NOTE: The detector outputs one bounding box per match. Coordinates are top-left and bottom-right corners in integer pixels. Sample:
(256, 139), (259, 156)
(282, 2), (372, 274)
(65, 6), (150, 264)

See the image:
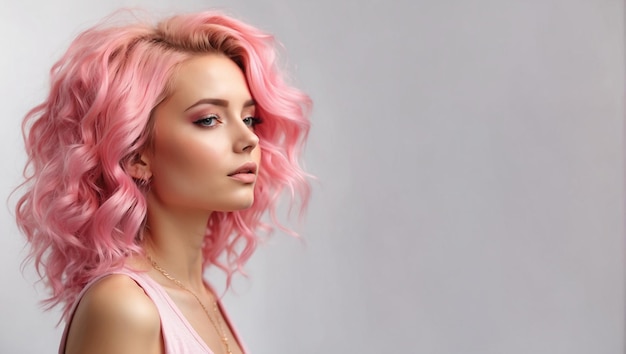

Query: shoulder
(64, 274), (162, 354)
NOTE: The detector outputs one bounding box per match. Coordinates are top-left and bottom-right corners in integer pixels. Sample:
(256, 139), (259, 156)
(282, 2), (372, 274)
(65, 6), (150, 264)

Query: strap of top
(58, 269), (247, 354)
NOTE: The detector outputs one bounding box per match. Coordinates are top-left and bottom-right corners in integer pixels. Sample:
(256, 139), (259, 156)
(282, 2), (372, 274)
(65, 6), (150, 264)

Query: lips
(228, 162), (258, 176)
(228, 162), (257, 184)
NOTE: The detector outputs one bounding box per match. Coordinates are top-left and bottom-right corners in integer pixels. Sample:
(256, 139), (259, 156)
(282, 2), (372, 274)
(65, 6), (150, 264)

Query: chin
(219, 197), (256, 212)
(233, 200), (255, 210)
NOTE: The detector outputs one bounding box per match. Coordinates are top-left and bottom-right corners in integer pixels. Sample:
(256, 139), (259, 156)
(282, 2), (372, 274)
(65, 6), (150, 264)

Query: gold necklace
(147, 255), (233, 354)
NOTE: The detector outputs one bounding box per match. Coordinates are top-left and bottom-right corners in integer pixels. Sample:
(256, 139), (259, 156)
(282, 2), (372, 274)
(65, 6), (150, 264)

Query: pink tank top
(58, 268), (248, 353)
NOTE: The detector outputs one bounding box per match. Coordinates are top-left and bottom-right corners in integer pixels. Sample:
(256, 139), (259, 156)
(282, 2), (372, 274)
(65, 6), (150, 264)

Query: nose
(233, 122), (259, 153)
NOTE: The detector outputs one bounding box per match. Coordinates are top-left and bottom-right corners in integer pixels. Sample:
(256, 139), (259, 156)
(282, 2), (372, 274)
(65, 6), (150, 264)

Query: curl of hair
(15, 10), (311, 321)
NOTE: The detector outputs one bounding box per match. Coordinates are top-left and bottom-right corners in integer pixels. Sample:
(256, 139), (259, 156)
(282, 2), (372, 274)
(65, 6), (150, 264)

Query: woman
(15, 10), (311, 354)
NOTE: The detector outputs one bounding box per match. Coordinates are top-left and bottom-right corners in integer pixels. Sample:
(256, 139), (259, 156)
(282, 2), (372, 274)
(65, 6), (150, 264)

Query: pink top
(58, 268), (248, 354)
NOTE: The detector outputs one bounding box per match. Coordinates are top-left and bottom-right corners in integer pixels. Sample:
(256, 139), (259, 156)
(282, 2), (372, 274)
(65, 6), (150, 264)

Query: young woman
(15, 10), (311, 354)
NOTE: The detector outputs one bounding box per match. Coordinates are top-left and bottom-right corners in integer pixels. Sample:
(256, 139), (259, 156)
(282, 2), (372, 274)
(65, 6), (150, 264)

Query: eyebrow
(184, 98), (256, 111)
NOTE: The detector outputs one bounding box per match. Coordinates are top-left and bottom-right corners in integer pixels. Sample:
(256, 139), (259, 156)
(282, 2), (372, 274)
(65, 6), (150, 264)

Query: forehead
(168, 53), (251, 104)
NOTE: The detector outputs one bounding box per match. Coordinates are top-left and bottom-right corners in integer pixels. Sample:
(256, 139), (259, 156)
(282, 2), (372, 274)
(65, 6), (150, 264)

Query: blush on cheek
(151, 127), (229, 203)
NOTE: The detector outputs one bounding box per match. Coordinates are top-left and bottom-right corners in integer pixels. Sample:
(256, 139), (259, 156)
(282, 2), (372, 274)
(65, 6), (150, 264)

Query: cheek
(252, 144), (262, 162)
(151, 130), (227, 191)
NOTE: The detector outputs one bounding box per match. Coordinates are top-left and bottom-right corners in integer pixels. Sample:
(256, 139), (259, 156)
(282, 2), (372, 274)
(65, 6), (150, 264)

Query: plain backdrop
(1, 0), (624, 353)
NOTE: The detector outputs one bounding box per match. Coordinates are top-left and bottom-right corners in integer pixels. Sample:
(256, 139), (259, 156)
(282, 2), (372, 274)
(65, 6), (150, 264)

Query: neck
(142, 194), (212, 293)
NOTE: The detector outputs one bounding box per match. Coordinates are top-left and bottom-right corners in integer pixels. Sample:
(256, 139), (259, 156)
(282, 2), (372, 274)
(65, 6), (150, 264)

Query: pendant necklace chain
(147, 255), (233, 354)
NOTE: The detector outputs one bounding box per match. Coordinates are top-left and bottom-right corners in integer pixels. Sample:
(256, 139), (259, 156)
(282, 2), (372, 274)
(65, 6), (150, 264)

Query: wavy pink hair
(15, 10), (311, 321)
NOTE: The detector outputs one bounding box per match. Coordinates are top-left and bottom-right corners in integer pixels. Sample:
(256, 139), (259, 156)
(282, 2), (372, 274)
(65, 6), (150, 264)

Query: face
(142, 54), (261, 213)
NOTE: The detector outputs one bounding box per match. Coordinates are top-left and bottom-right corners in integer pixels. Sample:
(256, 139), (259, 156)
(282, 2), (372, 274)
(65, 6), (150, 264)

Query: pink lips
(228, 162), (257, 183)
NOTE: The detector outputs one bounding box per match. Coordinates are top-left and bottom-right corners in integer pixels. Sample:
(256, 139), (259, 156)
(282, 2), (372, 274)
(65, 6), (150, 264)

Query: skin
(64, 53), (259, 354)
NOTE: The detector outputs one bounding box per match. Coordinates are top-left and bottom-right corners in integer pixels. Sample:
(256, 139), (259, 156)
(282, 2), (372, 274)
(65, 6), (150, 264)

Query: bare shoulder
(64, 274), (162, 354)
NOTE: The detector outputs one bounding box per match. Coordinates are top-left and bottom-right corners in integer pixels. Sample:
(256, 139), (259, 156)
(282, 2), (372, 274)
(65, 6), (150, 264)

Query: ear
(127, 152), (152, 180)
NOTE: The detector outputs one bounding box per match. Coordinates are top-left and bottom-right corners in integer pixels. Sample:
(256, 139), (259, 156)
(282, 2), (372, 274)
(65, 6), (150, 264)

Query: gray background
(1, 0), (624, 353)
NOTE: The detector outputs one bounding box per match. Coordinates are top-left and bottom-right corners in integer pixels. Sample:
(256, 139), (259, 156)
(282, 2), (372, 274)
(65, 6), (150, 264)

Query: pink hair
(15, 10), (311, 321)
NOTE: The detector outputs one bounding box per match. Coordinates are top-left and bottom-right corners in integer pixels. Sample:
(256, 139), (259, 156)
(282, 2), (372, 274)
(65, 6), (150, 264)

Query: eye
(243, 116), (262, 128)
(193, 114), (220, 127)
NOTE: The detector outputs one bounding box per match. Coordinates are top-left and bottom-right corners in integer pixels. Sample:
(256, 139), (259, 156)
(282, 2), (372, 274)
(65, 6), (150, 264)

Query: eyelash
(243, 116), (263, 128)
(193, 114), (220, 127)
(192, 114), (263, 128)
